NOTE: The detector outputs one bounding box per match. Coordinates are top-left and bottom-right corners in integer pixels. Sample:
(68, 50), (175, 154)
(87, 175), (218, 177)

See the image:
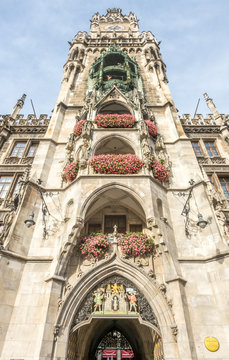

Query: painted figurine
(94, 289), (104, 312)
(127, 290), (137, 312)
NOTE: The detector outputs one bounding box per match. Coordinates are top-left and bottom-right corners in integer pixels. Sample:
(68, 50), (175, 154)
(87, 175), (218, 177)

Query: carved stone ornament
(91, 9), (138, 24)
(72, 275), (159, 330)
(53, 324), (61, 341)
(56, 218), (84, 276)
(171, 325), (178, 341)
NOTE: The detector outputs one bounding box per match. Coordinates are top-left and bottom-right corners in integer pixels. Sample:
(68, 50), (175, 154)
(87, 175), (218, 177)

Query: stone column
(116, 349), (122, 360)
(97, 349), (102, 360)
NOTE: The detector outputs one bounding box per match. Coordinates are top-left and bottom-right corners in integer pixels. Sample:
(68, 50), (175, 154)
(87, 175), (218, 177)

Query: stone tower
(0, 8), (229, 360)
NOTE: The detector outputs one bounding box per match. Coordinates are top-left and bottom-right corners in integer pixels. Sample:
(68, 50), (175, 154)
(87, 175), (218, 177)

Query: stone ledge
(178, 250), (229, 263)
(0, 249), (53, 263)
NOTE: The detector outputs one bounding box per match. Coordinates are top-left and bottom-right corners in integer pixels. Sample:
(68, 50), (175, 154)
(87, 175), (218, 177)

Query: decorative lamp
(24, 213), (35, 228)
(197, 213), (208, 229)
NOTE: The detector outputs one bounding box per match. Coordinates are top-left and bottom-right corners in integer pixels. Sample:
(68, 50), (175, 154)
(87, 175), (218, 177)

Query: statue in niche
(149, 110), (155, 122)
(155, 134), (164, 151)
(158, 149), (169, 168)
(155, 134), (169, 167)
(141, 137), (151, 169)
(139, 120), (148, 140)
(93, 288), (104, 312)
(78, 138), (89, 163)
(82, 120), (93, 139)
(126, 288), (137, 312)
(112, 295), (119, 311)
(65, 133), (75, 163)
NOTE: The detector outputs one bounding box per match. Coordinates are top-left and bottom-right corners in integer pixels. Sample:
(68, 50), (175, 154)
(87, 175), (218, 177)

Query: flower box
(64, 161), (79, 182)
(89, 154), (143, 174)
(73, 120), (85, 137)
(95, 114), (135, 128)
(151, 157), (169, 182)
(118, 232), (154, 257)
(80, 233), (110, 258)
(145, 120), (157, 137)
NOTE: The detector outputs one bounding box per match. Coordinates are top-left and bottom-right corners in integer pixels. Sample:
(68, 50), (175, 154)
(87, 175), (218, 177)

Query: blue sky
(0, 0), (228, 117)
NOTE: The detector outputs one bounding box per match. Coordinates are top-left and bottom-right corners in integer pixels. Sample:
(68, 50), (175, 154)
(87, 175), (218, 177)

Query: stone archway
(53, 259), (178, 360)
(92, 134), (137, 156)
(66, 319), (163, 360)
(65, 275), (164, 360)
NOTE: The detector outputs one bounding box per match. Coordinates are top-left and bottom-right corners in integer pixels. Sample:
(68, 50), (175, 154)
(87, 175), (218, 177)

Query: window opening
(27, 142), (38, 157)
(204, 141), (219, 157)
(88, 223), (102, 233)
(0, 176), (13, 198)
(104, 215), (126, 233)
(11, 142), (26, 157)
(219, 177), (229, 199)
(192, 142), (202, 156)
(129, 224), (142, 232)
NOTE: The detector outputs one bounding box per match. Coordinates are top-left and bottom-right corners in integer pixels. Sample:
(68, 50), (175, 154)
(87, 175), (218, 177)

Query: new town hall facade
(0, 9), (229, 360)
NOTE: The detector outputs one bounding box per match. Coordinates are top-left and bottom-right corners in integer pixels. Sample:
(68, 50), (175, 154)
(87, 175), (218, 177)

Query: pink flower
(80, 233), (110, 259)
(64, 161), (79, 182)
(145, 120), (157, 137)
(73, 120), (85, 136)
(118, 232), (154, 257)
(89, 154), (143, 175)
(95, 114), (136, 128)
(151, 156), (169, 182)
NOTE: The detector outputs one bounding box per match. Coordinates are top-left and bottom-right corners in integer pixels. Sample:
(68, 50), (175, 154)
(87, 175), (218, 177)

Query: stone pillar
(116, 349), (122, 360)
(11, 94), (26, 119)
(203, 92), (222, 125)
(97, 349), (102, 360)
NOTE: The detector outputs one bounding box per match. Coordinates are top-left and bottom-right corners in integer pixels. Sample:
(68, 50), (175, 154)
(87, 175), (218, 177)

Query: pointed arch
(53, 258), (178, 359)
(92, 133), (136, 156)
(78, 182), (148, 221)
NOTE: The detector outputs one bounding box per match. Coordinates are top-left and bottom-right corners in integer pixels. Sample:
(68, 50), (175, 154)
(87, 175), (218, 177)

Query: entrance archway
(95, 329), (134, 360)
(53, 247), (178, 359)
(66, 318), (164, 360)
(65, 276), (165, 360)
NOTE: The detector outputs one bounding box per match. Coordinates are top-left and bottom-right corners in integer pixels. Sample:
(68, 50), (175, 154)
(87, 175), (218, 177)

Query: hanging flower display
(118, 232), (154, 257)
(80, 233), (110, 258)
(64, 161), (79, 182)
(89, 154), (144, 174)
(151, 157), (169, 182)
(145, 120), (157, 137)
(95, 114), (136, 128)
(73, 120), (85, 136)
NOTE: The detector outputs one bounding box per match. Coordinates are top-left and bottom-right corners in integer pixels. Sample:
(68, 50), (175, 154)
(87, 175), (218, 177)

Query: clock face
(107, 25), (122, 31)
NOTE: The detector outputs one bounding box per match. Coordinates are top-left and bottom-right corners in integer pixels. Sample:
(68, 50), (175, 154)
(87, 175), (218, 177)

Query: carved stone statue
(139, 120), (148, 139)
(155, 134), (165, 151)
(82, 120), (93, 139)
(158, 149), (169, 168)
(140, 136), (151, 169)
(65, 133), (75, 163)
(80, 138), (90, 162)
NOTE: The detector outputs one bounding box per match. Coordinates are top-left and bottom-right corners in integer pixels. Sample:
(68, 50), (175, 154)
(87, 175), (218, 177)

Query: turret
(10, 93), (26, 119)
